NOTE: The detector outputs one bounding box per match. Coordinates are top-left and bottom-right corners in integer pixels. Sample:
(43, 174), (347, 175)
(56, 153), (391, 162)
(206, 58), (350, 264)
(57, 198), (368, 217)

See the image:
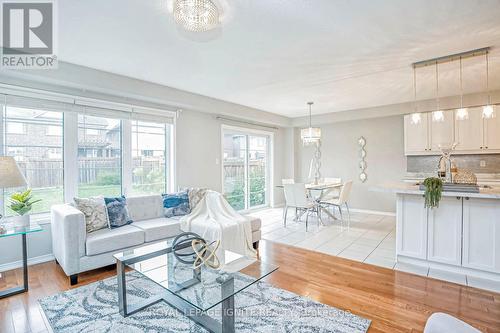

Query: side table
(0, 222), (42, 298)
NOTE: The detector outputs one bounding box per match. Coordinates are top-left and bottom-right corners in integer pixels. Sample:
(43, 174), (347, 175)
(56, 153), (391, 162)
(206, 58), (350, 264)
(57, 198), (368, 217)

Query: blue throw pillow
(162, 191), (190, 218)
(104, 196), (133, 228)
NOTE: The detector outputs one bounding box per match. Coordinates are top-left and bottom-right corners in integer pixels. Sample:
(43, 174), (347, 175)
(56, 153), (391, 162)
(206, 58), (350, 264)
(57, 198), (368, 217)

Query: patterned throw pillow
(187, 187), (207, 210)
(104, 196), (133, 229)
(74, 196), (109, 233)
(162, 191), (190, 218)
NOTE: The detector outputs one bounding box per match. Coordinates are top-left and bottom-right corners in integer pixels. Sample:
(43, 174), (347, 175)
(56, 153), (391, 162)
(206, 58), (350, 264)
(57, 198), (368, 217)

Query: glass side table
(0, 221), (43, 298)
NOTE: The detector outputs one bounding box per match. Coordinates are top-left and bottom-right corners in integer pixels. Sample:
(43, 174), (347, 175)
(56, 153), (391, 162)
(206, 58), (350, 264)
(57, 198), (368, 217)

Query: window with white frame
(0, 93), (175, 217)
(78, 114), (122, 197)
(2, 106), (64, 215)
(130, 120), (170, 196)
(222, 126), (271, 211)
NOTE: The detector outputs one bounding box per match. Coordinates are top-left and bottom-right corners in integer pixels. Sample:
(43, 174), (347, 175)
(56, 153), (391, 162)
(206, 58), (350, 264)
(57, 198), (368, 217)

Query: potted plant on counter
(423, 177), (443, 209)
(9, 189), (41, 227)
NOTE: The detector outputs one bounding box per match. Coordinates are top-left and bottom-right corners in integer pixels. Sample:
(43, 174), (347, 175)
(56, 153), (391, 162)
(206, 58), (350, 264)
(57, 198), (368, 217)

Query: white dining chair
(283, 183), (317, 231)
(321, 180), (352, 225)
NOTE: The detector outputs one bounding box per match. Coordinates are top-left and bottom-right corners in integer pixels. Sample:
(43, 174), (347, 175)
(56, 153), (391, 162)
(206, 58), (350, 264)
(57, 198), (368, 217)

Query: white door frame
(220, 124), (274, 211)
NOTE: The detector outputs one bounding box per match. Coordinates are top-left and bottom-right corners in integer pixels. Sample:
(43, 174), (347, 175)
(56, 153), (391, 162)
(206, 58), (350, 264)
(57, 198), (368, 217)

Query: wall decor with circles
(358, 136), (367, 183)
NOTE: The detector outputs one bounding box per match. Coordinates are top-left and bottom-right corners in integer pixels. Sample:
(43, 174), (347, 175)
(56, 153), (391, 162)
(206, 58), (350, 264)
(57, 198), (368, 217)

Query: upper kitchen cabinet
(454, 106), (500, 153)
(455, 107), (483, 151)
(404, 110), (454, 155)
(483, 106), (500, 150)
(405, 106), (500, 155)
(404, 113), (429, 154)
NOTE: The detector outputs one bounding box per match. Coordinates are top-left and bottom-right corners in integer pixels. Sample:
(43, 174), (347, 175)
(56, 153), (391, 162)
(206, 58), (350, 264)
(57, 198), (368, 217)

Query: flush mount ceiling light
(301, 102), (321, 145)
(173, 0), (220, 32)
(483, 51), (496, 119)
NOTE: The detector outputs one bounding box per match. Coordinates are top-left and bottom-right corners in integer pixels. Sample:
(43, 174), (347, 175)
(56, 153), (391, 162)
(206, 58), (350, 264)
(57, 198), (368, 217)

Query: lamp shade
(0, 157), (27, 188)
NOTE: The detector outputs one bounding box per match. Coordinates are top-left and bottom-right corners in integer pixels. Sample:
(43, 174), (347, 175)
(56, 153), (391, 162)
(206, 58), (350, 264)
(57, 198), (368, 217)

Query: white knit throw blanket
(180, 190), (257, 260)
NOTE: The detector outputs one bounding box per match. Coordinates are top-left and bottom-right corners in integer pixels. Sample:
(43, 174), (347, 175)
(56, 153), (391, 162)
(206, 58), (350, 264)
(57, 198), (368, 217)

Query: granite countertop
(371, 182), (500, 199)
(404, 172), (500, 183)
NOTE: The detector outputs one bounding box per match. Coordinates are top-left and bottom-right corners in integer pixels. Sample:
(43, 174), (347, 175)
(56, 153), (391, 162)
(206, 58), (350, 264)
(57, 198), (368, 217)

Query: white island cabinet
(380, 183), (500, 280)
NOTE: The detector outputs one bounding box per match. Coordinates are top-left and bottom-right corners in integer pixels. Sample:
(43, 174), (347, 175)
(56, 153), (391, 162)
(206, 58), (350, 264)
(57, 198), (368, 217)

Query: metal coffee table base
(117, 262), (235, 333)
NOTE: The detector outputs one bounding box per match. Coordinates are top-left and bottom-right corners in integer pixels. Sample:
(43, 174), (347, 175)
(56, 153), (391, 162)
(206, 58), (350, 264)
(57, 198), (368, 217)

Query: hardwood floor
(1, 240), (499, 332)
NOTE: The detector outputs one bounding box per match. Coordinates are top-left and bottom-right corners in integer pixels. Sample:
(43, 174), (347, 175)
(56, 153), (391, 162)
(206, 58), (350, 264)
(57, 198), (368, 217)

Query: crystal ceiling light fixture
(456, 56), (469, 121)
(432, 61), (445, 122)
(483, 51), (496, 119)
(173, 0), (220, 32)
(301, 102), (321, 145)
(410, 65), (422, 125)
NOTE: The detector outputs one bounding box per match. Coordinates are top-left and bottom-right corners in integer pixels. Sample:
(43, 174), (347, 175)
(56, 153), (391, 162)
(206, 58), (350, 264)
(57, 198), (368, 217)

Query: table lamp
(0, 156), (27, 222)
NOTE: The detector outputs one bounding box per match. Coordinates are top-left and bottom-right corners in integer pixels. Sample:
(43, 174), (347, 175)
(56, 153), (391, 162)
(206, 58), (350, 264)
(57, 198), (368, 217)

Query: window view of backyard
(1, 106), (172, 216)
(223, 132), (268, 211)
(78, 115), (122, 198)
(131, 121), (167, 196)
(3, 107), (64, 215)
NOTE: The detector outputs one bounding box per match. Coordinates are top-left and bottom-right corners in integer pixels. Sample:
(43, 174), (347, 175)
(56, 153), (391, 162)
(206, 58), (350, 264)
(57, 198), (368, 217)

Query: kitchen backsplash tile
(407, 154), (500, 174)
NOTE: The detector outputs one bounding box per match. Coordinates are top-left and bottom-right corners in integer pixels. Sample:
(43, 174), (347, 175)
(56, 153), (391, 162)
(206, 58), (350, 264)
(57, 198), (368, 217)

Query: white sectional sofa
(51, 195), (262, 285)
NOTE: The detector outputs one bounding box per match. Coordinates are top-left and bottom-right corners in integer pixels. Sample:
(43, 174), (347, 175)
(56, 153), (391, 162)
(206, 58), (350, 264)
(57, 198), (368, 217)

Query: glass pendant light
(483, 51), (496, 119)
(410, 65), (422, 125)
(456, 56), (469, 120)
(301, 102), (321, 145)
(173, 0), (220, 32)
(432, 61), (444, 122)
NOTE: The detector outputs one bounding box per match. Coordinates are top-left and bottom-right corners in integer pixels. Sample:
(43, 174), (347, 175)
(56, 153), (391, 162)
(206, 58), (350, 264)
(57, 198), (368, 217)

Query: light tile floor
(249, 207), (500, 293)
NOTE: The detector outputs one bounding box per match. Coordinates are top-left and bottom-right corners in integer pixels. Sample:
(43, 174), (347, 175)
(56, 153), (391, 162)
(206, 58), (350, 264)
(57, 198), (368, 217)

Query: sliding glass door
(223, 128), (270, 210)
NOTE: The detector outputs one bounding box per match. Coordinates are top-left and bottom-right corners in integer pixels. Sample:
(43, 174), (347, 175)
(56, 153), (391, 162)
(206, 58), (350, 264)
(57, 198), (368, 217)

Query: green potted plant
(423, 177), (443, 209)
(8, 189), (41, 226)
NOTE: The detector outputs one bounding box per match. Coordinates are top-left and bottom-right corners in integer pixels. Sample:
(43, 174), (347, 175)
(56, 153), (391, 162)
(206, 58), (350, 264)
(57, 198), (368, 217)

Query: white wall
(296, 115), (406, 213)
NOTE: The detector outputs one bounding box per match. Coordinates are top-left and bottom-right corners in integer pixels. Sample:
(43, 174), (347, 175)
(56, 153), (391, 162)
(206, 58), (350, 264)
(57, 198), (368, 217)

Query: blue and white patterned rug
(39, 272), (371, 333)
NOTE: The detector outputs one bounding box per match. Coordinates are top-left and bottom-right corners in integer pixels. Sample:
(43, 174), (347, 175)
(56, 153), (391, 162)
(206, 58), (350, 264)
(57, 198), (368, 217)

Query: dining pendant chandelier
(410, 65), (422, 125)
(301, 102), (321, 145)
(173, 0), (220, 32)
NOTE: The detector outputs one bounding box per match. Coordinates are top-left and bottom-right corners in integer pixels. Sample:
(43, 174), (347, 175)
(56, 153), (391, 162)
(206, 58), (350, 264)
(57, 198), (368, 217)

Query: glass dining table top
(0, 222), (42, 238)
(276, 182), (342, 190)
(114, 240), (279, 312)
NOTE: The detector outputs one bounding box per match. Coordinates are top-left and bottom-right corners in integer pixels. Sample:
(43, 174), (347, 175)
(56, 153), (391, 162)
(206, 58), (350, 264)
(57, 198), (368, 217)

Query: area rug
(39, 271), (371, 333)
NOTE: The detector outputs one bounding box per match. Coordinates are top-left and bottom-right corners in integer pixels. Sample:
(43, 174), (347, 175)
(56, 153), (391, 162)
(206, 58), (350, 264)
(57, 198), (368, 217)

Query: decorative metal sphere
(173, 0), (220, 32)
(171, 232), (206, 264)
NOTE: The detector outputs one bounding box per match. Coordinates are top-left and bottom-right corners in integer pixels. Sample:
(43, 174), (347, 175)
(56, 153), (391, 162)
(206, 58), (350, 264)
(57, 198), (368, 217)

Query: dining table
(276, 182), (343, 223)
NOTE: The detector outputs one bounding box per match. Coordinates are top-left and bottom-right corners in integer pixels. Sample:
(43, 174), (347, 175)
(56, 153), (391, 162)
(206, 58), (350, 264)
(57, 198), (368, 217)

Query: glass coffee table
(114, 240), (278, 333)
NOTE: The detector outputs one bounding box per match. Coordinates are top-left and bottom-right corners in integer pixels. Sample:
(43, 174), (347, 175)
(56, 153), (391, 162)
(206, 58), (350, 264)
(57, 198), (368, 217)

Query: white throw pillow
(74, 196), (109, 233)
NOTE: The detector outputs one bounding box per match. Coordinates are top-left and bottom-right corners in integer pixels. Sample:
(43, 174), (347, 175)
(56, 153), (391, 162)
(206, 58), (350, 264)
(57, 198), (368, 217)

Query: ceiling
(58, 0), (500, 118)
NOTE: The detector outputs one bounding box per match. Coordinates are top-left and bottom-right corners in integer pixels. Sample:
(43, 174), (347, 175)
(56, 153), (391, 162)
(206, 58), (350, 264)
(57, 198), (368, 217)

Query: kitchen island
(373, 183), (500, 280)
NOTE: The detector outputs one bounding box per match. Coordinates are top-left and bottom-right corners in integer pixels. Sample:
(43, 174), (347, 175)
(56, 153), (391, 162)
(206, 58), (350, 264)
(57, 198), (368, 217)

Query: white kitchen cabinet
(455, 107), (483, 151)
(429, 111), (455, 152)
(396, 194), (427, 259)
(404, 113), (429, 154)
(427, 196), (463, 266)
(462, 197), (500, 274)
(483, 109), (500, 150)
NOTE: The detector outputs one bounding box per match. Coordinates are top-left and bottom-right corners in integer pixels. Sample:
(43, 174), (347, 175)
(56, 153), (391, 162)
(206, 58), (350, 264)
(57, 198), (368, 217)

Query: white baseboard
(349, 208), (396, 216)
(0, 253), (54, 272)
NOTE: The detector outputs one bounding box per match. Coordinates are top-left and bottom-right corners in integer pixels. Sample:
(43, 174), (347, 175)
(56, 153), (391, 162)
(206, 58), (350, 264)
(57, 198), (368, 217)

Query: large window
(223, 128), (270, 211)
(78, 115), (122, 197)
(131, 121), (168, 196)
(3, 106), (64, 215)
(0, 93), (175, 217)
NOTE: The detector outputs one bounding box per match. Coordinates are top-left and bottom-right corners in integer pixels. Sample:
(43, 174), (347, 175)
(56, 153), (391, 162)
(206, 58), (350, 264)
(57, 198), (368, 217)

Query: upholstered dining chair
(283, 183), (317, 231)
(321, 180), (353, 226)
(322, 177), (342, 200)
